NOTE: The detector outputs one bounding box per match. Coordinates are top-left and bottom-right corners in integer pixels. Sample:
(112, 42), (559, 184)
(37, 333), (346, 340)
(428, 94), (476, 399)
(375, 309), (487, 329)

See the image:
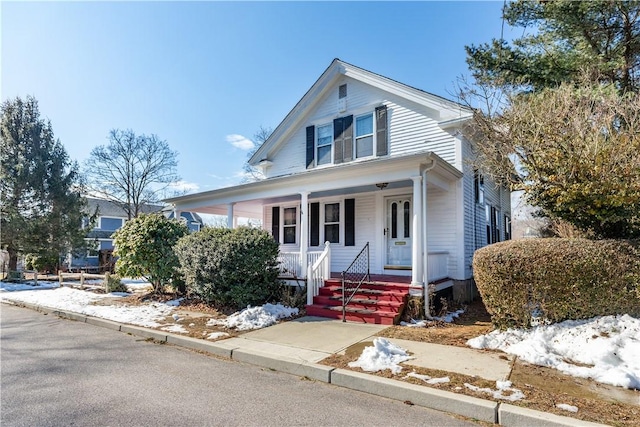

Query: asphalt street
(0, 304), (476, 426)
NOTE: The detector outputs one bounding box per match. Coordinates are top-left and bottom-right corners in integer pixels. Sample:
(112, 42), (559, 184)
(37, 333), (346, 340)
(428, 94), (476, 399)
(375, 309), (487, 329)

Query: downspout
(422, 153), (437, 318)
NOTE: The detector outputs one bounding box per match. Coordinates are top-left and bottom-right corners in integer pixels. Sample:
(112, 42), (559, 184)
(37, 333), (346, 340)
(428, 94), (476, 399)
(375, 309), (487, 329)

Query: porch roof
(165, 150), (461, 217)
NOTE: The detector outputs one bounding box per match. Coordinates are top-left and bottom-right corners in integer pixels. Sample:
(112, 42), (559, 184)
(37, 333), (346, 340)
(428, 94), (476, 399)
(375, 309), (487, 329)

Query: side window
(100, 217), (123, 231)
(504, 215), (512, 240)
(316, 124), (332, 166)
(474, 171), (484, 205)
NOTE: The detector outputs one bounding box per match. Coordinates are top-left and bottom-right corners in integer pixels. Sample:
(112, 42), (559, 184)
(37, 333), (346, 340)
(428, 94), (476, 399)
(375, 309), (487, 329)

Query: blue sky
(2, 1), (513, 195)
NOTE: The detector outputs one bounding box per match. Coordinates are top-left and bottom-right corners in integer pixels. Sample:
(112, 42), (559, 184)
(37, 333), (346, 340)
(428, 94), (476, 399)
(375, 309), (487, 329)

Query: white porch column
(227, 203), (235, 229)
(411, 176), (423, 287)
(299, 191), (309, 277)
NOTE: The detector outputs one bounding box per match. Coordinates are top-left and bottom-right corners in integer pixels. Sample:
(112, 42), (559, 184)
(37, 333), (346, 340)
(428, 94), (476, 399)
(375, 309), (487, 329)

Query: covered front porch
(165, 151), (463, 309)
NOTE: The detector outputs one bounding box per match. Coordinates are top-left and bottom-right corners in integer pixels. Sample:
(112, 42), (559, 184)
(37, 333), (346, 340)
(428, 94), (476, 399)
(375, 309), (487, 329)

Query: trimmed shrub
(175, 226), (280, 309)
(113, 214), (188, 293)
(473, 238), (640, 329)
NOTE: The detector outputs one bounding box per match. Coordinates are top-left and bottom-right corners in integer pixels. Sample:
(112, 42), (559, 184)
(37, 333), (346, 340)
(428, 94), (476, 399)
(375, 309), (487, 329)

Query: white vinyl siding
(266, 77), (459, 178)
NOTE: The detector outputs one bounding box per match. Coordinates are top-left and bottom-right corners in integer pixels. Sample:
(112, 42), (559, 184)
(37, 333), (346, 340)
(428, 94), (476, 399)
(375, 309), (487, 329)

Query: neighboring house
(68, 198), (203, 270)
(165, 59), (511, 321)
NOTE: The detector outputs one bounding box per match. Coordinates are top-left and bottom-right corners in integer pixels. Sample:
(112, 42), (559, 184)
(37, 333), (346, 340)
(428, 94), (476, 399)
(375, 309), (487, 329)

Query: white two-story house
(165, 59), (510, 322)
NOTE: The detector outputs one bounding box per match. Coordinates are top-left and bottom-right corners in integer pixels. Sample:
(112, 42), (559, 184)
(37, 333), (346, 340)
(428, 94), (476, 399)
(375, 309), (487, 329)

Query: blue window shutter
(306, 126), (315, 168)
(271, 206), (280, 243)
(310, 202), (320, 246)
(345, 198), (355, 246)
(375, 105), (388, 156)
(333, 115), (353, 164)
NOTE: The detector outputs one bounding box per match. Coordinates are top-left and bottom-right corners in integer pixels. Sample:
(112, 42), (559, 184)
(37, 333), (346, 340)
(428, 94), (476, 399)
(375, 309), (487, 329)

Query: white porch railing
(306, 242), (331, 305)
(277, 247), (326, 279)
(427, 251), (449, 282)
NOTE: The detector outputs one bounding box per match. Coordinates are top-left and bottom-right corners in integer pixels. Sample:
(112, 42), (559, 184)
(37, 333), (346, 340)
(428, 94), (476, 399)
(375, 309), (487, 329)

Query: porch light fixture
(375, 182), (388, 190)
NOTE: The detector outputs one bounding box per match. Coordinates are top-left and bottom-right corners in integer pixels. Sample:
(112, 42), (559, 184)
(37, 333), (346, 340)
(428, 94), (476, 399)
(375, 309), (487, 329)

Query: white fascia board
(341, 65), (473, 119)
(167, 152), (460, 211)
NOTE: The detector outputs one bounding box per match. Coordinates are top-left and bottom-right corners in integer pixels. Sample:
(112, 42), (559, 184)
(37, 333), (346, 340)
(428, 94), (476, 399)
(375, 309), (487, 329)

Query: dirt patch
(378, 299), (494, 347)
(321, 349), (640, 426)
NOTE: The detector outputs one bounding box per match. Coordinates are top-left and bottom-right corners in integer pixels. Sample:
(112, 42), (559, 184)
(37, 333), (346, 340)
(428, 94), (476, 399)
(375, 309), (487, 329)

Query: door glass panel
(404, 201), (410, 238)
(391, 202), (397, 238)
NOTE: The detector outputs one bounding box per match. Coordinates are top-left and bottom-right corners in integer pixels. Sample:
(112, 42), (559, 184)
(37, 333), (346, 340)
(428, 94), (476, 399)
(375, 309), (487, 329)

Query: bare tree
(85, 129), (180, 219)
(242, 125), (273, 183)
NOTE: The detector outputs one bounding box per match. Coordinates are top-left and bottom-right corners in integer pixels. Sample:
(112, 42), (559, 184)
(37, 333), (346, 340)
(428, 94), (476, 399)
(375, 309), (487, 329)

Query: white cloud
(226, 134), (255, 150)
(168, 180), (200, 193)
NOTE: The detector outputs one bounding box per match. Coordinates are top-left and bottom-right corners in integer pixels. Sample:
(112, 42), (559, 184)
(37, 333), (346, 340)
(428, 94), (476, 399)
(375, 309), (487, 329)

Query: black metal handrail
(341, 242), (370, 322)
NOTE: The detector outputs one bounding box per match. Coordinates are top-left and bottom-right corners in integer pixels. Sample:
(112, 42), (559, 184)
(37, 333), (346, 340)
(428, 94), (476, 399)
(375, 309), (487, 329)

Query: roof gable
(249, 59), (472, 166)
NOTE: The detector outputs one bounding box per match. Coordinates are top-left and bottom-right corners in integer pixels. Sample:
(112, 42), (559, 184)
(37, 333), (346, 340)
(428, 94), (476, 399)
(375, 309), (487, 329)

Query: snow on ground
(348, 338), (414, 374)
(0, 284), (174, 328)
(467, 314), (640, 389)
(406, 371), (450, 384)
(464, 380), (525, 402)
(0, 281), (60, 292)
(400, 309), (466, 327)
(556, 403), (579, 413)
(208, 303), (299, 331)
(161, 324), (188, 334)
(206, 332), (230, 340)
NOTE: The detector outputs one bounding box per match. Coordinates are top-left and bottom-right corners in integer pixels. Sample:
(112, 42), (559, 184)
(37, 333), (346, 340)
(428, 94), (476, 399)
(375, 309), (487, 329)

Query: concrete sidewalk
(235, 316), (513, 382)
(3, 301), (607, 427)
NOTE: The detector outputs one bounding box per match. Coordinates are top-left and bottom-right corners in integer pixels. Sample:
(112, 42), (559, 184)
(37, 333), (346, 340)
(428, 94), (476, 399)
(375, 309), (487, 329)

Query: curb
(2, 300), (610, 427)
(331, 368), (498, 423)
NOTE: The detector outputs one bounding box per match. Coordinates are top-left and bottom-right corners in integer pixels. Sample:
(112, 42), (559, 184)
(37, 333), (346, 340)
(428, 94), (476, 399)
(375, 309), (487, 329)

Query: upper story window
(316, 124), (333, 166)
(355, 113), (374, 158)
(99, 217), (123, 231)
(474, 171), (485, 205)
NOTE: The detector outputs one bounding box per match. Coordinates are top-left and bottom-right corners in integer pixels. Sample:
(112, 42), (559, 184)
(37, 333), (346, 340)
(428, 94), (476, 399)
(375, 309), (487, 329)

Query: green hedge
(175, 227), (280, 309)
(473, 238), (640, 329)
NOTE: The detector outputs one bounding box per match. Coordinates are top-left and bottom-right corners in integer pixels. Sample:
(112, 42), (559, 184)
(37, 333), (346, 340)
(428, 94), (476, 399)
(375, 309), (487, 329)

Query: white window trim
(280, 205), (298, 246)
(354, 112), (375, 160)
(315, 123), (333, 168)
(321, 200), (343, 245)
(98, 216), (124, 231)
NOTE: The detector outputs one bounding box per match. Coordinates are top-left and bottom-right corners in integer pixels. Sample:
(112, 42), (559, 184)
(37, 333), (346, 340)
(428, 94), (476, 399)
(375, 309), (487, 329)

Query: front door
(385, 197), (412, 267)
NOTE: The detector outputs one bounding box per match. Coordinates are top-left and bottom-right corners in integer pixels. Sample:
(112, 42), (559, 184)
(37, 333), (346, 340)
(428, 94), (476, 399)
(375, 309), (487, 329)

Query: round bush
(176, 226), (280, 309)
(473, 238), (640, 329)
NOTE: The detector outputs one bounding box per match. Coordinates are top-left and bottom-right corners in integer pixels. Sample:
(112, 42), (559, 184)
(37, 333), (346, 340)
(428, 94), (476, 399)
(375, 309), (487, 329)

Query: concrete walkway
(235, 316), (513, 382)
(3, 301), (607, 427)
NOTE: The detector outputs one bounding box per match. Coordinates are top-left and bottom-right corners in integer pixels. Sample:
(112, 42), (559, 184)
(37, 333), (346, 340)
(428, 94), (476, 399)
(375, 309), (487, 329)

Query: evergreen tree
(466, 0), (640, 93)
(1, 96), (88, 271)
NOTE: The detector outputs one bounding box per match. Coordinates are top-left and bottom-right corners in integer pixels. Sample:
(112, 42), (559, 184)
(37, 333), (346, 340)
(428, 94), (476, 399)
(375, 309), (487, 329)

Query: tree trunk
(8, 250), (18, 271)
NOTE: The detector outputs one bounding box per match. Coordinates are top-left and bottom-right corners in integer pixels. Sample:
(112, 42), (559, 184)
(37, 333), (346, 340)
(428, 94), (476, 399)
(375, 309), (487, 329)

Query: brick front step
(305, 305), (399, 325)
(312, 295), (403, 313)
(307, 279), (411, 325)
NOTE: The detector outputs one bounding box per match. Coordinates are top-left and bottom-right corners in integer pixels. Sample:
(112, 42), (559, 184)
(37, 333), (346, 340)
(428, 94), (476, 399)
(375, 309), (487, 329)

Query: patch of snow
(161, 324), (188, 334)
(406, 371), (450, 384)
(171, 313), (181, 322)
(434, 309), (465, 323)
(467, 314), (640, 389)
(0, 280), (60, 292)
(556, 403), (579, 413)
(464, 380), (525, 401)
(0, 287), (174, 328)
(206, 332), (230, 340)
(400, 319), (427, 327)
(208, 303), (299, 331)
(109, 292), (131, 297)
(348, 338), (413, 374)
(166, 298), (184, 307)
